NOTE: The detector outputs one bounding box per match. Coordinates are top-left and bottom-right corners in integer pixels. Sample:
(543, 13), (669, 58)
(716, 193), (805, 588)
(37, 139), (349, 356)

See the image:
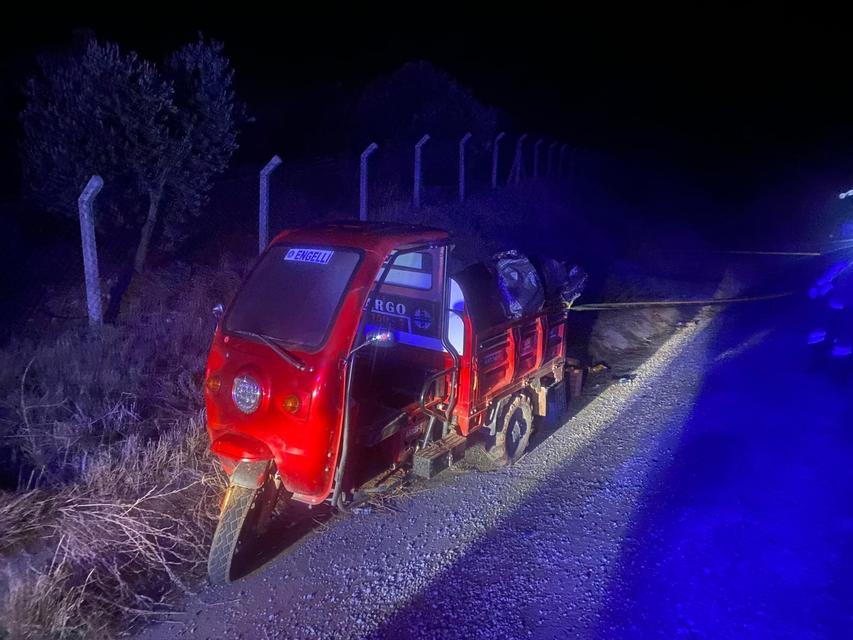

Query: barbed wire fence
(50, 130), (593, 330)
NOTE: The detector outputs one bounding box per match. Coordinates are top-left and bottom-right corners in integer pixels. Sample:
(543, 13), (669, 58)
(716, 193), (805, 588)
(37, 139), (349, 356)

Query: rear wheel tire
(487, 394), (533, 466)
(208, 479), (278, 584)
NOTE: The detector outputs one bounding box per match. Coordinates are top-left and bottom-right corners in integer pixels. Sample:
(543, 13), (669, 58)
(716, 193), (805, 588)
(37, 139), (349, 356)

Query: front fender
(229, 459), (272, 489)
(210, 433), (273, 487)
(210, 431), (273, 461)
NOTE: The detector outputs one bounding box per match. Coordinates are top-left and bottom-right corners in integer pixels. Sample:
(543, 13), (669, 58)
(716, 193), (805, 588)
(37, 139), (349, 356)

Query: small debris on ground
(589, 361), (610, 374)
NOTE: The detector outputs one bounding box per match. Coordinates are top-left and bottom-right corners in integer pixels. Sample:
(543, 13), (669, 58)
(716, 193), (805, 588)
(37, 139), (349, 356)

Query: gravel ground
(138, 304), (720, 640)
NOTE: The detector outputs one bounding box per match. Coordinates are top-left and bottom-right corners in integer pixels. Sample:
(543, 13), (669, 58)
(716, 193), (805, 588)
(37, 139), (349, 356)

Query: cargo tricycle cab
(203, 224), (457, 583)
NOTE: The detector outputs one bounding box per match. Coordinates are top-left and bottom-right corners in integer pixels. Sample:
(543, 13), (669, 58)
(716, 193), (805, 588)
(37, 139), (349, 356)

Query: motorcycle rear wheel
(487, 393), (534, 466)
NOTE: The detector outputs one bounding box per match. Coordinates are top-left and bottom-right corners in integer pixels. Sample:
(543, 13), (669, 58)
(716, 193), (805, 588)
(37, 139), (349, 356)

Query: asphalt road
(139, 291), (853, 639)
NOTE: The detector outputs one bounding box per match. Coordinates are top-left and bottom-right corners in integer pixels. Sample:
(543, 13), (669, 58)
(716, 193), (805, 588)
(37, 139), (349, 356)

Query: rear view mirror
(365, 328), (396, 348)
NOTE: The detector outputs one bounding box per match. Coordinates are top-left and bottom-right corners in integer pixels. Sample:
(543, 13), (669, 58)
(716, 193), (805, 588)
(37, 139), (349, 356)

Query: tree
(20, 36), (244, 272)
(353, 61), (503, 188)
(353, 60), (500, 146)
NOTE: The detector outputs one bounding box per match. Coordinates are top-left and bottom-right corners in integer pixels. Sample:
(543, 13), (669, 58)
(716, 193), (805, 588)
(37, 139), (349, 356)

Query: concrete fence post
(568, 147), (577, 184)
(458, 132), (472, 203)
(558, 143), (568, 177)
(533, 138), (544, 178)
(77, 175), (104, 330)
(508, 133), (528, 185)
(491, 131), (506, 189)
(413, 134), (430, 208)
(547, 141), (558, 176)
(259, 154), (282, 254)
(359, 142), (379, 221)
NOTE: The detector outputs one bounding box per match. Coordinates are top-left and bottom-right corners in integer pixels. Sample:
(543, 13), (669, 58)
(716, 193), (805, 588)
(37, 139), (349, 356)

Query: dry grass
(1, 414), (226, 639)
(0, 489), (58, 555)
(0, 257), (240, 639)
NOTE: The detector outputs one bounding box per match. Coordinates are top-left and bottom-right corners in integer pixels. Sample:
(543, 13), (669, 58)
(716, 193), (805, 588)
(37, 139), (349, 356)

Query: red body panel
(453, 308), (567, 435)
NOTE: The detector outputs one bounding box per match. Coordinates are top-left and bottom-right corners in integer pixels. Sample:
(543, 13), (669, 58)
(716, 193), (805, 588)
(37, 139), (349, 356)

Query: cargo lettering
(374, 298), (407, 316)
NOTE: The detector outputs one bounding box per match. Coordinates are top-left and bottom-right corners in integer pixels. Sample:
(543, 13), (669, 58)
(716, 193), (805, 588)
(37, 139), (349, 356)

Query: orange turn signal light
(205, 376), (222, 394)
(282, 394), (301, 414)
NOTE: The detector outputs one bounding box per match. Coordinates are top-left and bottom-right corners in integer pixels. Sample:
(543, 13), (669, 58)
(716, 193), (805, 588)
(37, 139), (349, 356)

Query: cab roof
(269, 221), (450, 255)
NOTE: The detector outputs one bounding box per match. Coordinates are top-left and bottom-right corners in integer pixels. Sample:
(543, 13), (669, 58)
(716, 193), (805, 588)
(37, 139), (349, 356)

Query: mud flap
(538, 381), (568, 431)
(230, 459), (271, 489)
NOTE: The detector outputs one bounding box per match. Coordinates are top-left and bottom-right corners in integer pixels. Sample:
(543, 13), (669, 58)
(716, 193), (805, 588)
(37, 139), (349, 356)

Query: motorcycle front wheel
(207, 476), (278, 584)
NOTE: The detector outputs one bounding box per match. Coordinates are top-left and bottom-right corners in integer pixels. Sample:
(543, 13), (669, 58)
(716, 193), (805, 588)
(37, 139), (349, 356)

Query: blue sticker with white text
(284, 248), (334, 264)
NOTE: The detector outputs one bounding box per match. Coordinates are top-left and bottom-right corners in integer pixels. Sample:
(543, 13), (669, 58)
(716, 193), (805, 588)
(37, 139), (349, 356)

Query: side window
(383, 252), (434, 290)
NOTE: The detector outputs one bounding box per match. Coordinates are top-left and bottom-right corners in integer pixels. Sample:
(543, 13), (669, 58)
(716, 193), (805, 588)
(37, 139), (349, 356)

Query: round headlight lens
(232, 374), (261, 414)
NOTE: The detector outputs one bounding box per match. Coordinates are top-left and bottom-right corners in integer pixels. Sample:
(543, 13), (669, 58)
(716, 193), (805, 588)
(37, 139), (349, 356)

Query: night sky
(2, 10), (852, 205)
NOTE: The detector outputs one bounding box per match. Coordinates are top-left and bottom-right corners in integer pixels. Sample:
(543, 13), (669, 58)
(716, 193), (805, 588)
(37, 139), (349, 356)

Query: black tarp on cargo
(492, 250), (545, 320)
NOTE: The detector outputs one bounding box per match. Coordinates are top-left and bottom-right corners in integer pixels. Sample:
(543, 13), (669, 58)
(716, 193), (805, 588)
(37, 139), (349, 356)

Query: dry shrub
(3, 553), (93, 639)
(0, 413), (226, 639)
(0, 257), (240, 639)
(0, 490), (58, 555)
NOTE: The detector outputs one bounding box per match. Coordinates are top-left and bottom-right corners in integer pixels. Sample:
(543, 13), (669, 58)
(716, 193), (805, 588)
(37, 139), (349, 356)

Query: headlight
(232, 374), (261, 414)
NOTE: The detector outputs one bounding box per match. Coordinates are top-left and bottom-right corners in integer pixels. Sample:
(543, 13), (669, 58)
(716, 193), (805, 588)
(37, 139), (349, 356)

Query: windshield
(224, 245), (362, 351)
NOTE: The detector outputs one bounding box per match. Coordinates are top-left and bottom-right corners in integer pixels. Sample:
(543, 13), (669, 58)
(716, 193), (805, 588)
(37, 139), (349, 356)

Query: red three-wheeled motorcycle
(204, 222), (583, 583)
